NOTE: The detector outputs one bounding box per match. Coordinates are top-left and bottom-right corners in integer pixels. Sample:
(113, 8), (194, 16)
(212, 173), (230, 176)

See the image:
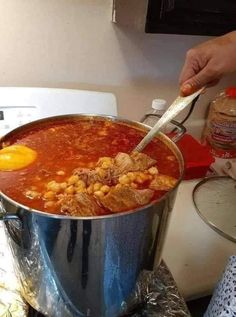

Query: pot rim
(0, 113), (185, 220)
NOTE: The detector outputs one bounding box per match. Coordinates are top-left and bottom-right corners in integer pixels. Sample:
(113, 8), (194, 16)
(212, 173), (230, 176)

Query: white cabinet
(112, 0), (148, 31)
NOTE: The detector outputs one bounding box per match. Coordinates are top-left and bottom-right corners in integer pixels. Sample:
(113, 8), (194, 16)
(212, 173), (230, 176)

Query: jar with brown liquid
(202, 87), (236, 158)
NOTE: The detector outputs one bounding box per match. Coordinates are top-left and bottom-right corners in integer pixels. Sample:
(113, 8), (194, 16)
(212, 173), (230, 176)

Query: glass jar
(202, 87), (236, 158)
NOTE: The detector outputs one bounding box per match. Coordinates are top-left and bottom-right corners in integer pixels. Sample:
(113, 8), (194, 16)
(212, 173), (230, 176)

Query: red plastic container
(176, 134), (215, 180)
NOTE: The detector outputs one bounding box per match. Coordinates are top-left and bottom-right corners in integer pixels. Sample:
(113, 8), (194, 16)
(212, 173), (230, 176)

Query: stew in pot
(0, 118), (180, 216)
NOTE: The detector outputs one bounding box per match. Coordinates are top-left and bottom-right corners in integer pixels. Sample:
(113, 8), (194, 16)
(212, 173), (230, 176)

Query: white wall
(0, 0), (235, 127)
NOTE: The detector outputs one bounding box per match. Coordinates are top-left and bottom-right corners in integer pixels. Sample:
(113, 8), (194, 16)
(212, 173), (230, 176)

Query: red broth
(0, 118), (180, 215)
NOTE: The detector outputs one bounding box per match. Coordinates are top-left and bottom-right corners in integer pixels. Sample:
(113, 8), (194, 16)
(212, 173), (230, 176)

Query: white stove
(0, 87), (117, 135)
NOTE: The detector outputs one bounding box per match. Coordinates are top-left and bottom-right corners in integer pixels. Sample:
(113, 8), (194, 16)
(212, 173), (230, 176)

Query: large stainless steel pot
(0, 114), (185, 317)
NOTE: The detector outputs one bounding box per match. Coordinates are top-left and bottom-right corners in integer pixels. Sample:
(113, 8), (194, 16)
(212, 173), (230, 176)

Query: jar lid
(193, 176), (236, 243)
(151, 99), (167, 110)
(225, 87), (236, 98)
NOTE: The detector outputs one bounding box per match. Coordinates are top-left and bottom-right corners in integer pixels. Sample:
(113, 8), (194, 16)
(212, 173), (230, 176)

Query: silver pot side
(1, 190), (178, 317)
(0, 114), (184, 317)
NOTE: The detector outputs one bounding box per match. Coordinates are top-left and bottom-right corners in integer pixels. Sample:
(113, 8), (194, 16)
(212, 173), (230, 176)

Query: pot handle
(0, 200), (20, 221)
(0, 200), (26, 248)
(140, 113), (186, 143)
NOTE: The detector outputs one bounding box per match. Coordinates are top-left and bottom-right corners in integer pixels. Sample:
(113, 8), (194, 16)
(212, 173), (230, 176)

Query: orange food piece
(0, 145), (37, 171)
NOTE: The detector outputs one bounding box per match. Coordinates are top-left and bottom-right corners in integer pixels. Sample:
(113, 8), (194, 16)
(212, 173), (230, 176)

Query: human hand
(179, 31), (236, 96)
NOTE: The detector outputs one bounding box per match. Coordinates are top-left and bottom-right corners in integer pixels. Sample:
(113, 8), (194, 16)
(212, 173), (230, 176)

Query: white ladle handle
(134, 88), (204, 152)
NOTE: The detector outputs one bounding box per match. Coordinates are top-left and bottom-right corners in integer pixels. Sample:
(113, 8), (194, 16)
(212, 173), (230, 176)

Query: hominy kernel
(97, 157), (113, 169)
(76, 186), (86, 193)
(99, 157), (112, 163)
(25, 190), (41, 199)
(135, 176), (144, 184)
(98, 168), (106, 177)
(56, 170), (65, 176)
(127, 172), (135, 181)
(119, 175), (130, 185)
(43, 191), (55, 200)
(93, 182), (102, 191)
(65, 185), (75, 194)
(94, 190), (104, 198)
(44, 201), (56, 208)
(100, 185), (110, 193)
(131, 182), (138, 189)
(148, 167), (159, 175)
(60, 182), (68, 190)
(101, 162), (110, 169)
(167, 156), (175, 161)
(68, 175), (79, 185)
(76, 180), (86, 188)
(47, 181), (61, 193)
(46, 180), (54, 188)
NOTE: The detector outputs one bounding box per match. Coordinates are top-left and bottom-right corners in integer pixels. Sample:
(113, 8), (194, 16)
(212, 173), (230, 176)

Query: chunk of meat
(90, 168), (115, 185)
(73, 152), (157, 186)
(99, 186), (154, 212)
(113, 153), (134, 175)
(131, 151), (157, 170)
(73, 167), (114, 186)
(60, 193), (103, 216)
(114, 152), (156, 175)
(149, 175), (177, 191)
(73, 168), (91, 184)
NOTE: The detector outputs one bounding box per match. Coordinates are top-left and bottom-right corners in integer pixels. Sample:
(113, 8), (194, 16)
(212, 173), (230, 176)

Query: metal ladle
(134, 88), (205, 152)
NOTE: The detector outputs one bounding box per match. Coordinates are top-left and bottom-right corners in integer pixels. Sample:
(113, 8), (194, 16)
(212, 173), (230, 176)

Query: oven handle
(140, 113), (186, 143)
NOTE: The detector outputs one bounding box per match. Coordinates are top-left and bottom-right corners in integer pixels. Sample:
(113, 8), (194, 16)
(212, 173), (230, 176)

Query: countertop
(162, 179), (235, 300)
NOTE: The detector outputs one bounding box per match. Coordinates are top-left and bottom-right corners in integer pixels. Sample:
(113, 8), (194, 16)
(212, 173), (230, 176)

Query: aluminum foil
(122, 261), (191, 317)
(0, 223), (28, 317)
